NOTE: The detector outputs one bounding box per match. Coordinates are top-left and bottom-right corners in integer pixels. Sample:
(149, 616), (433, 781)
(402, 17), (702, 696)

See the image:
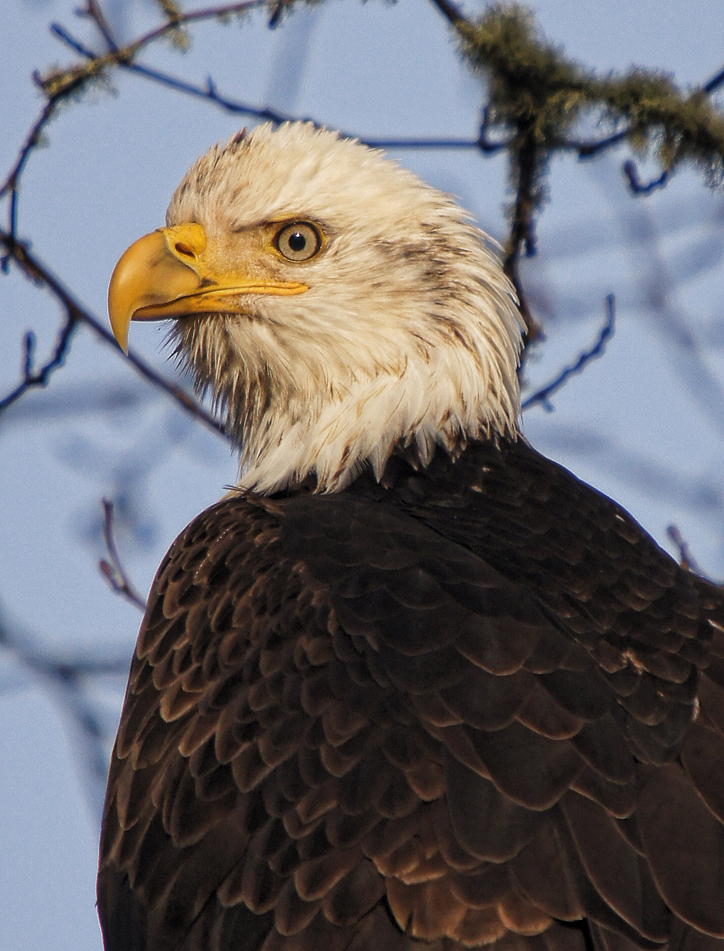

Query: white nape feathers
(167, 122), (525, 494)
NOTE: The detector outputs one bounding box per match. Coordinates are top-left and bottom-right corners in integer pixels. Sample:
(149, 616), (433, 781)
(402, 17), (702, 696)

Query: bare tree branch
(0, 98), (58, 244)
(0, 0), (721, 862)
(522, 295), (616, 412)
(50, 19), (301, 124)
(2, 0), (721, 432)
(0, 228), (228, 436)
(50, 19), (512, 153)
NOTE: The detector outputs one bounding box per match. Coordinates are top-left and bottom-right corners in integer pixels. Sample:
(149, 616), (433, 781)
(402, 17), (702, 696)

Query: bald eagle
(100, 123), (724, 951)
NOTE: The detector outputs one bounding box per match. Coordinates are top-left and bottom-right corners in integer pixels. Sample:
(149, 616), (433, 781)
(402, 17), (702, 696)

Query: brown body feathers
(98, 440), (724, 951)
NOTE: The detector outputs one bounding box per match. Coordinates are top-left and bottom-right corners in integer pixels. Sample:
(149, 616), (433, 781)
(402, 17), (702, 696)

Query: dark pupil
(288, 231), (307, 252)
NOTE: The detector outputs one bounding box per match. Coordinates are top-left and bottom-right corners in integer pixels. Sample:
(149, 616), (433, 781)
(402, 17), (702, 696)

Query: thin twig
(50, 22), (300, 123)
(0, 99), (58, 244)
(81, 0), (119, 51)
(3, 0), (722, 422)
(131, 65), (299, 123)
(522, 294), (616, 411)
(102, 0), (266, 58)
(50, 23), (101, 59)
(667, 524), (702, 574)
(0, 228), (228, 436)
(0, 316), (78, 413)
(623, 160), (670, 195)
(99, 499), (147, 611)
(703, 66), (724, 94)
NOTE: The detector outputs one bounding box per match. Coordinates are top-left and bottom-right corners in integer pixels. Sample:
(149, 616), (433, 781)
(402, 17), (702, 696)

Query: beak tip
(109, 309), (131, 354)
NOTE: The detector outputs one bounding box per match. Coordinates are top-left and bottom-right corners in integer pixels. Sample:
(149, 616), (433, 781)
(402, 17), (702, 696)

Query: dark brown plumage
(98, 439), (724, 951)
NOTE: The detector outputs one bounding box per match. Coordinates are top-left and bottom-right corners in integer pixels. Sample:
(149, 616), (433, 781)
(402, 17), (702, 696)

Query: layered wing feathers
(98, 441), (724, 951)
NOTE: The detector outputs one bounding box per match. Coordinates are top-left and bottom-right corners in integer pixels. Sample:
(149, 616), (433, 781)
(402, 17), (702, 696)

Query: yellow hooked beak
(108, 222), (308, 352)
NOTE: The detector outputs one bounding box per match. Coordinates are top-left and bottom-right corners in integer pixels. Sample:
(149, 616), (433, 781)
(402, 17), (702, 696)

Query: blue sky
(2, 1), (724, 948)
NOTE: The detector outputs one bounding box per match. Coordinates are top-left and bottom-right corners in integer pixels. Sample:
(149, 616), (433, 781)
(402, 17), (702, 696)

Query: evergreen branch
(437, 1), (724, 185)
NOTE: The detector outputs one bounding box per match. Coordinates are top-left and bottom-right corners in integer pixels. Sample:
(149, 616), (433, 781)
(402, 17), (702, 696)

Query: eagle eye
(275, 222), (322, 262)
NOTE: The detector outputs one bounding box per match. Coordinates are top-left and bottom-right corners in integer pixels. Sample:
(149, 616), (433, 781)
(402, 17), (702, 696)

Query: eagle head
(108, 122), (524, 493)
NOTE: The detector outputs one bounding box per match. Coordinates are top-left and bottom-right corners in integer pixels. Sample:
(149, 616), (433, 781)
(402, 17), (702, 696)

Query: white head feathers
(167, 122), (525, 494)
